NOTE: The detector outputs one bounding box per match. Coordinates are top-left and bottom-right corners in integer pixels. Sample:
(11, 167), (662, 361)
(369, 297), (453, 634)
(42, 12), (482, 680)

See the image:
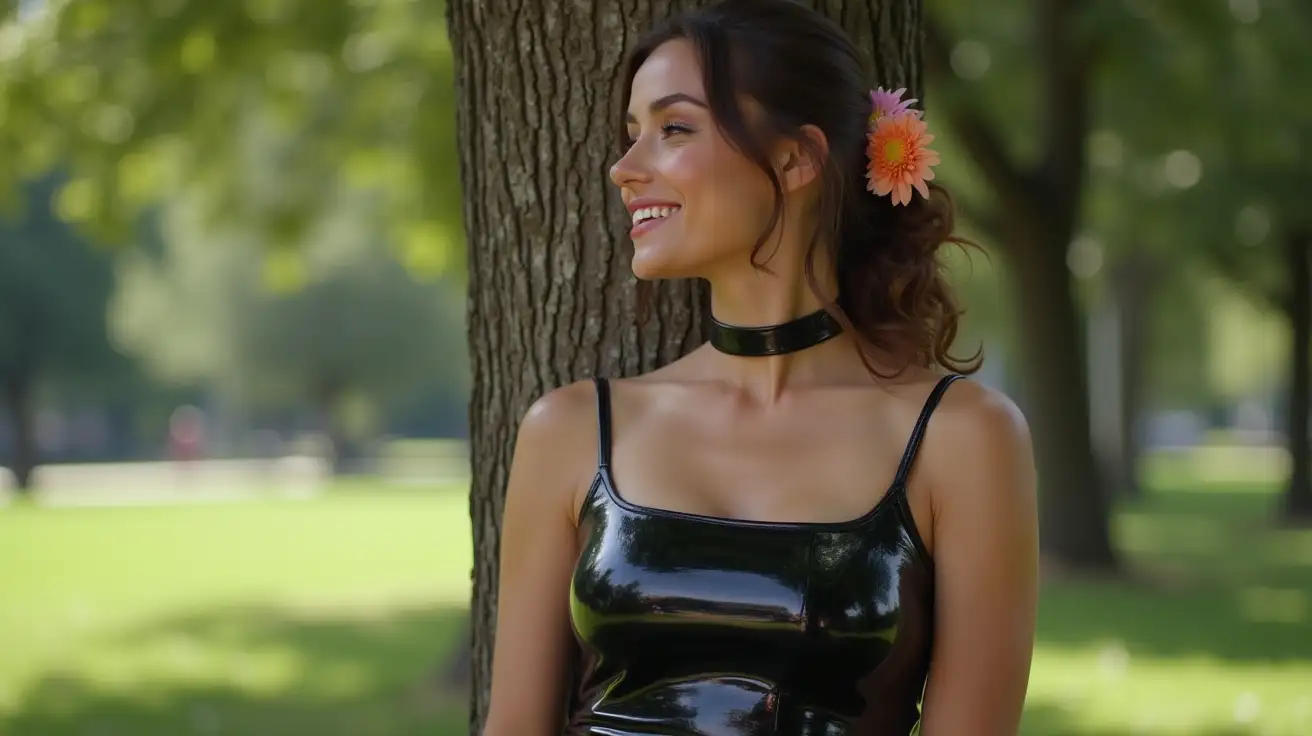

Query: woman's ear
(776, 124), (830, 193)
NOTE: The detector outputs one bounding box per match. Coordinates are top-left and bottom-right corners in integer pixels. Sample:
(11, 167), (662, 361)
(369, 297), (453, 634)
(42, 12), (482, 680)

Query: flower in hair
(866, 88), (939, 206)
(869, 87), (918, 123)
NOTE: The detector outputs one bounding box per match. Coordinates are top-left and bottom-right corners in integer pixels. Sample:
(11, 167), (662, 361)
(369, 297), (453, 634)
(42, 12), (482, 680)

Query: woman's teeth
(632, 206), (680, 226)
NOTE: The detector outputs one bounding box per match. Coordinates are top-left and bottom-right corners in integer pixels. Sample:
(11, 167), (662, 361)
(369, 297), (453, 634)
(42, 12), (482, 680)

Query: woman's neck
(702, 266), (858, 402)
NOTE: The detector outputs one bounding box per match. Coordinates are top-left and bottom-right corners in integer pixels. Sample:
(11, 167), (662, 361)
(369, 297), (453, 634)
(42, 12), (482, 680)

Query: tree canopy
(0, 0), (463, 275)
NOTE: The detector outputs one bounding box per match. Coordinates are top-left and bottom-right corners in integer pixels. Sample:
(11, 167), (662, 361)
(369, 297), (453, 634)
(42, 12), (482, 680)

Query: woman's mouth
(630, 205), (681, 237)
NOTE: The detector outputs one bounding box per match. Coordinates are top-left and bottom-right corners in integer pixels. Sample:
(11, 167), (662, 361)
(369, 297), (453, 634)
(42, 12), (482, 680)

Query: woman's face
(611, 39), (777, 281)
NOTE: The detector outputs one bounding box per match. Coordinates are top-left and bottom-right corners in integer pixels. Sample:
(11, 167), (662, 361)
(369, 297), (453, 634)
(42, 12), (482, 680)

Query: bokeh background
(1, 0), (1310, 734)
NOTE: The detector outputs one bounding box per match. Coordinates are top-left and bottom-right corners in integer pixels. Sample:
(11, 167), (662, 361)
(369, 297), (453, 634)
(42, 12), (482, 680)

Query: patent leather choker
(709, 308), (844, 356)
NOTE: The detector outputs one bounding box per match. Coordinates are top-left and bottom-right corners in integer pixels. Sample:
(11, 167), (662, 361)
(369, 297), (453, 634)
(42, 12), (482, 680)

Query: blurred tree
(1073, 0), (1312, 507)
(110, 189), (468, 470)
(0, 0), (464, 274)
(0, 174), (125, 489)
(922, 0), (1308, 546)
(1080, 135), (1212, 501)
(445, 0), (923, 728)
(1219, 5), (1312, 522)
(1155, 0), (1312, 521)
(925, 0), (1118, 569)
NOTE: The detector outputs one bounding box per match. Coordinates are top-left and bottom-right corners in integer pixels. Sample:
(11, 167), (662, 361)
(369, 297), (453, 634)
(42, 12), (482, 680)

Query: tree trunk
(446, 0), (921, 731)
(312, 377), (349, 474)
(1283, 229), (1312, 521)
(2, 372), (37, 492)
(924, 1), (1116, 573)
(1107, 254), (1154, 501)
(1008, 230), (1118, 572)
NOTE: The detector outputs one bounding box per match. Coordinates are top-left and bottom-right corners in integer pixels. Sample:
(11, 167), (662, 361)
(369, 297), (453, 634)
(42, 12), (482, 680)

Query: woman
(484, 1), (1038, 734)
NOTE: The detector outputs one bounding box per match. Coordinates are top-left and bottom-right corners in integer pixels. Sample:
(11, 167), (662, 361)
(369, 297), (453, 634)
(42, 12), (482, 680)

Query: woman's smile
(627, 200), (683, 238)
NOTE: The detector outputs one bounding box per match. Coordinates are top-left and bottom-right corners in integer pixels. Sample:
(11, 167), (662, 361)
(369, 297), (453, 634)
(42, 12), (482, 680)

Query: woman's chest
(569, 502), (931, 653)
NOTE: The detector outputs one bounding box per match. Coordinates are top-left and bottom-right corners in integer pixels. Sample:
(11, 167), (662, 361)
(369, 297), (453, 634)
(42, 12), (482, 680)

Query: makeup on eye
(623, 92), (709, 145)
(622, 119), (696, 148)
(660, 121), (695, 138)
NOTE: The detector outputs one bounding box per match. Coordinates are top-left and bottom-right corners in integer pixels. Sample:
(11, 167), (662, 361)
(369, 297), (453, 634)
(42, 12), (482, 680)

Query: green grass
(0, 483), (472, 736)
(1023, 455), (1312, 735)
(1, 456), (1310, 735)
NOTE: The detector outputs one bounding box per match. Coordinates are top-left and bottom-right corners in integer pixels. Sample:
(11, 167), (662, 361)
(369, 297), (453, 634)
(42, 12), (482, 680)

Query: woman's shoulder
(928, 372), (1028, 419)
(511, 380), (607, 517)
(517, 368), (687, 444)
(519, 379), (602, 441)
(926, 375), (1029, 443)
(916, 375), (1035, 507)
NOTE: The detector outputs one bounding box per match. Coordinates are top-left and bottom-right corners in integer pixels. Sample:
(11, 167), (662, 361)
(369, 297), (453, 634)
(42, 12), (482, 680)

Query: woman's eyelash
(622, 122), (696, 149)
(660, 122), (694, 137)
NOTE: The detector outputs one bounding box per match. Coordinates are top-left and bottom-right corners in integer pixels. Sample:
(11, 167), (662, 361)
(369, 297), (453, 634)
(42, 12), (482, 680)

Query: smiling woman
(481, 1), (1038, 735)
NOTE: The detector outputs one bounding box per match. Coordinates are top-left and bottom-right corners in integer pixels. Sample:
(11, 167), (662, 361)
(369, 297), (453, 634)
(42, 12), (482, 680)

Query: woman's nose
(609, 143), (652, 189)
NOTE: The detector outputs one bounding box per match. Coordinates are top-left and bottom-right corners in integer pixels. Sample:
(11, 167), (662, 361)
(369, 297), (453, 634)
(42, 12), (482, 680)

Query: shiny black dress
(564, 375), (962, 736)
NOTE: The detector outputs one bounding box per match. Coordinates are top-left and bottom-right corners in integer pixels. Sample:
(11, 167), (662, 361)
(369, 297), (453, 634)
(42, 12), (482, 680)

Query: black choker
(709, 308), (844, 356)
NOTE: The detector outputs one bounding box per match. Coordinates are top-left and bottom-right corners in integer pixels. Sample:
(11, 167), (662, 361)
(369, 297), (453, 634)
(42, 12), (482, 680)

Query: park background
(1, 0), (1310, 734)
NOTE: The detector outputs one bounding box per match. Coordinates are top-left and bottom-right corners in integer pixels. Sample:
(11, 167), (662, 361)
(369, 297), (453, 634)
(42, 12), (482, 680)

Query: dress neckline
(592, 466), (903, 533)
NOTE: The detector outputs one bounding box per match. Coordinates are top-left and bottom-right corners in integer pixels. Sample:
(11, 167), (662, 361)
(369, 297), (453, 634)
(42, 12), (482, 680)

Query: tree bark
(2, 372), (37, 492)
(446, 0), (921, 731)
(1283, 229), (1312, 521)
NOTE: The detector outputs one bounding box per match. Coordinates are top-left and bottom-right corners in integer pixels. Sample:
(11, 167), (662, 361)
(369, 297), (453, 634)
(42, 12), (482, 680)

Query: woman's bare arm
(482, 382), (596, 736)
(917, 383), (1040, 736)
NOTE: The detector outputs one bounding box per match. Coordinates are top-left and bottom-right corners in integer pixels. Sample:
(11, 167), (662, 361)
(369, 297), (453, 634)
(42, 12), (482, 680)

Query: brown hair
(620, 0), (981, 377)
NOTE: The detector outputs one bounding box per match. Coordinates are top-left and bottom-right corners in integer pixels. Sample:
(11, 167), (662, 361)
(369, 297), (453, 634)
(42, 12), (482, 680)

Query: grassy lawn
(0, 482), (472, 736)
(1024, 455), (1312, 735)
(1, 457), (1309, 735)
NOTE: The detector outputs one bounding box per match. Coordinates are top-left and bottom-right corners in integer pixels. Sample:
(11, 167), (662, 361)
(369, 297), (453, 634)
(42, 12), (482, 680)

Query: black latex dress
(564, 374), (961, 735)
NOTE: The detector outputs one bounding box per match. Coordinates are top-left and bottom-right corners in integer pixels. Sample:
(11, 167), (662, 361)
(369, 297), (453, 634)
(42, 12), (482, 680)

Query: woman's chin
(630, 233), (724, 280)
(630, 247), (682, 281)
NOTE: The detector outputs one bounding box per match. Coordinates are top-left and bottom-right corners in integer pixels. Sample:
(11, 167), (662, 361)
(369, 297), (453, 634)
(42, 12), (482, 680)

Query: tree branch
(923, 10), (1034, 246)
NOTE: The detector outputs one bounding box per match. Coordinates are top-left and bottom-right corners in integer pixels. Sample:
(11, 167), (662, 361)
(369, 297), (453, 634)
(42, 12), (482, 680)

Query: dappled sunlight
(1118, 512), (1227, 559)
(0, 590), (472, 734)
(1026, 645), (1312, 735)
(1111, 476), (1312, 588)
(1269, 531), (1312, 568)
(1237, 587), (1307, 625)
(5, 474), (1311, 734)
(1144, 448), (1290, 491)
(0, 0), (1307, 732)
(1024, 477), (1312, 734)
(0, 487), (472, 735)
(2, 599), (470, 735)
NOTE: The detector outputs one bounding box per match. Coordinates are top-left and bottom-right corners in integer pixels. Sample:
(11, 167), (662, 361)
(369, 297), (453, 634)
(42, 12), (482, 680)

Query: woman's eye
(661, 122), (694, 138)
(621, 122), (693, 150)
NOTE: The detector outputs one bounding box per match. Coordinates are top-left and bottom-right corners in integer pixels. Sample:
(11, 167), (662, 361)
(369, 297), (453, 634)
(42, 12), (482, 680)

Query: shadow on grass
(1021, 701), (1262, 736)
(4, 603), (471, 736)
(1036, 485), (1312, 664)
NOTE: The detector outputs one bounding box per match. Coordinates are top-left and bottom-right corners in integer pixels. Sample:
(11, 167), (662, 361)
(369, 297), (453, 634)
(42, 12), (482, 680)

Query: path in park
(0, 458), (330, 508)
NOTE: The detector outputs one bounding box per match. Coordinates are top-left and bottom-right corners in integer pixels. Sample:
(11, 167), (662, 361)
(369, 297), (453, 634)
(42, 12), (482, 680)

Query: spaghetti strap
(592, 377), (613, 470)
(892, 374), (963, 488)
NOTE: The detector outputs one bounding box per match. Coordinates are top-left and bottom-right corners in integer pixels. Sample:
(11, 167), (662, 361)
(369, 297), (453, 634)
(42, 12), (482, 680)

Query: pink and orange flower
(865, 87), (939, 206)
